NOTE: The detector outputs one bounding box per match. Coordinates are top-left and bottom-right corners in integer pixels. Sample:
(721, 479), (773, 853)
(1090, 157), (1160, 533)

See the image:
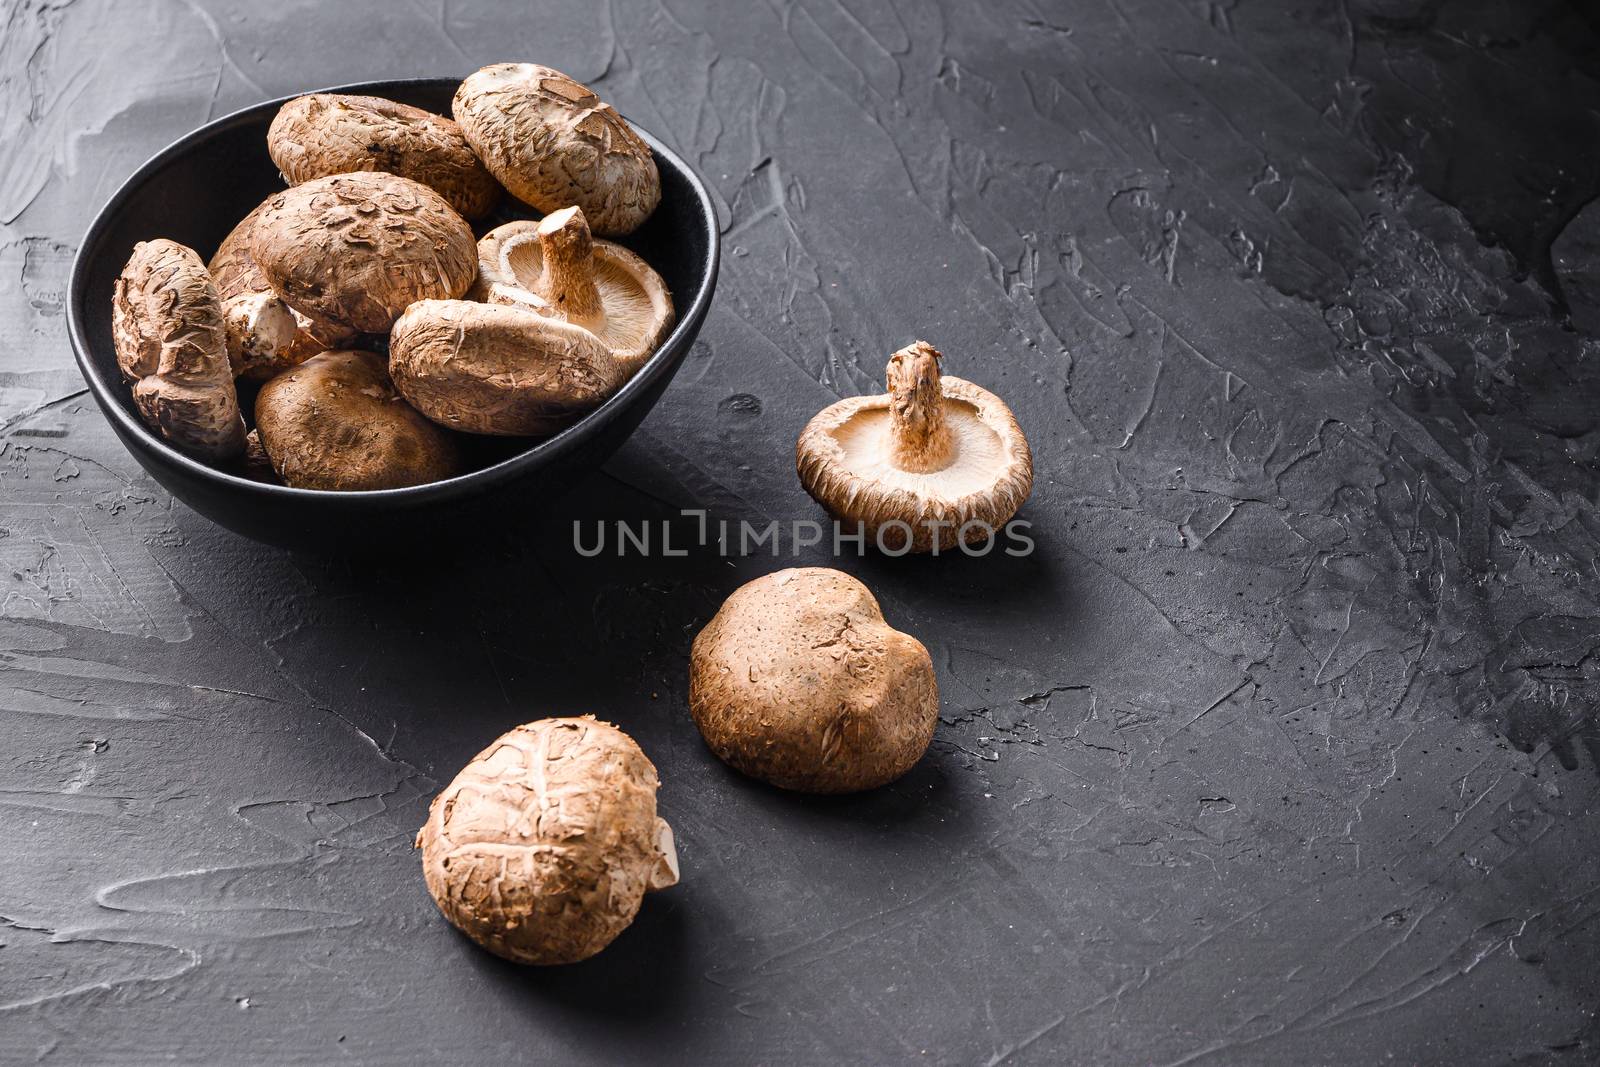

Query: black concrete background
(4, 1), (1600, 1063)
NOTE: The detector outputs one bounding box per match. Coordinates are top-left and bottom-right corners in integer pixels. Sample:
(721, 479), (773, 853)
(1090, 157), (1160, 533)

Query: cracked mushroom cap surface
(254, 349), (463, 491)
(416, 716), (679, 966)
(689, 568), (939, 794)
(111, 239), (246, 461)
(268, 94), (501, 221)
(474, 207), (673, 374)
(248, 172), (477, 333)
(210, 200), (361, 380)
(453, 63), (660, 236)
(388, 299), (624, 436)
(797, 341), (1033, 553)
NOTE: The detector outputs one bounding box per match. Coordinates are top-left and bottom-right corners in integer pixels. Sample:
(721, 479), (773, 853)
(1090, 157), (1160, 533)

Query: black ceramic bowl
(68, 77), (718, 550)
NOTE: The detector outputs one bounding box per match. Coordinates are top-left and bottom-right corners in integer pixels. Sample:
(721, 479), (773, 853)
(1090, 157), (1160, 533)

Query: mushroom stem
(534, 206), (605, 324)
(887, 341), (954, 472)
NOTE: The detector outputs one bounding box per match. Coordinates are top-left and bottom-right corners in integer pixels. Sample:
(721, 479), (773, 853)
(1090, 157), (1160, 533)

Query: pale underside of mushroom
(471, 207), (673, 374)
(797, 341), (1033, 552)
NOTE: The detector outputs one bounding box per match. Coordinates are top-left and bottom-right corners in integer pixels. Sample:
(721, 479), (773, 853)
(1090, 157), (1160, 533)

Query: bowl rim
(67, 75), (720, 500)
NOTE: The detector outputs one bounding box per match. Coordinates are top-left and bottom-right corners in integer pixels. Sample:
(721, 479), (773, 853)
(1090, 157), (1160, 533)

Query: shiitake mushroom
(689, 568), (940, 793)
(112, 239), (247, 461)
(416, 716), (679, 965)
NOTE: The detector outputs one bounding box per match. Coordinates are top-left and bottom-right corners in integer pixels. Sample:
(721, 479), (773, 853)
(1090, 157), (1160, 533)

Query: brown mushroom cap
(689, 568), (939, 793)
(111, 239), (246, 461)
(208, 201), (274, 300)
(268, 94), (501, 221)
(453, 63), (660, 236)
(254, 350), (463, 491)
(248, 172), (477, 333)
(210, 200), (359, 380)
(415, 716), (679, 965)
(473, 207), (673, 375)
(388, 299), (624, 436)
(796, 341), (1033, 553)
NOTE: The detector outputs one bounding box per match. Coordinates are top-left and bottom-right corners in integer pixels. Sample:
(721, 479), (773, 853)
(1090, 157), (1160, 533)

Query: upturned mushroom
(453, 63), (660, 236)
(268, 94), (500, 221)
(248, 172), (477, 333)
(471, 207), (673, 374)
(111, 239), (246, 461)
(796, 341), (1033, 553)
(689, 568), (939, 793)
(208, 201), (358, 381)
(416, 716), (679, 965)
(255, 350), (463, 490)
(388, 299), (623, 436)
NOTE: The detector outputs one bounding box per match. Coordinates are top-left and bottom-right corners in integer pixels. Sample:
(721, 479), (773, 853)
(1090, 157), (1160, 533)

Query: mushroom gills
(826, 398), (1007, 499)
(477, 206), (673, 372)
(795, 340), (1034, 552)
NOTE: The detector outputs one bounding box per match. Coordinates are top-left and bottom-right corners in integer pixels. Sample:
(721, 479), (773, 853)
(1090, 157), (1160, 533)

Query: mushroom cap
(111, 239), (246, 461)
(479, 207), (674, 374)
(268, 94), (501, 221)
(208, 201), (274, 299)
(248, 172), (477, 333)
(209, 200), (360, 380)
(689, 568), (939, 793)
(416, 716), (678, 965)
(388, 299), (624, 436)
(453, 63), (660, 236)
(797, 344), (1033, 553)
(254, 349), (463, 491)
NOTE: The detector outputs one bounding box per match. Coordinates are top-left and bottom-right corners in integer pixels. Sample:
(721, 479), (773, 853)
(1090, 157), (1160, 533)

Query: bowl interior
(70, 77), (717, 498)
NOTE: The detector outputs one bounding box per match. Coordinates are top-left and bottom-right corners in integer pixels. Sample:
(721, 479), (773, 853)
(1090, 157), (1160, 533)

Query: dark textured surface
(3, 1), (1599, 1063)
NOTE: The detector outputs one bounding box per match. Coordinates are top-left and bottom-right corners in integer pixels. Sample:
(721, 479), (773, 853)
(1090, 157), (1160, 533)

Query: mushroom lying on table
(453, 63), (660, 236)
(472, 206), (673, 375)
(796, 341), (1033, 553)
(690, 568), (939, 793)
(416, 716), (679, 965)
(112, 239), (246, 461)
(255, 350), (463, 490)
(268, 94), (501, 221)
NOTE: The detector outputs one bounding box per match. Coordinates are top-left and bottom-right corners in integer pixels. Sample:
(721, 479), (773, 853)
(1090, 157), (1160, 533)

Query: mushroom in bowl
(111, 239), (247, 462)
(472, 206), (674, 376)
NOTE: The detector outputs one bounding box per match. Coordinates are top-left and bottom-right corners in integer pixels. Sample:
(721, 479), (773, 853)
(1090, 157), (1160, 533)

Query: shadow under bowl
(68, 77), (719, 551)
